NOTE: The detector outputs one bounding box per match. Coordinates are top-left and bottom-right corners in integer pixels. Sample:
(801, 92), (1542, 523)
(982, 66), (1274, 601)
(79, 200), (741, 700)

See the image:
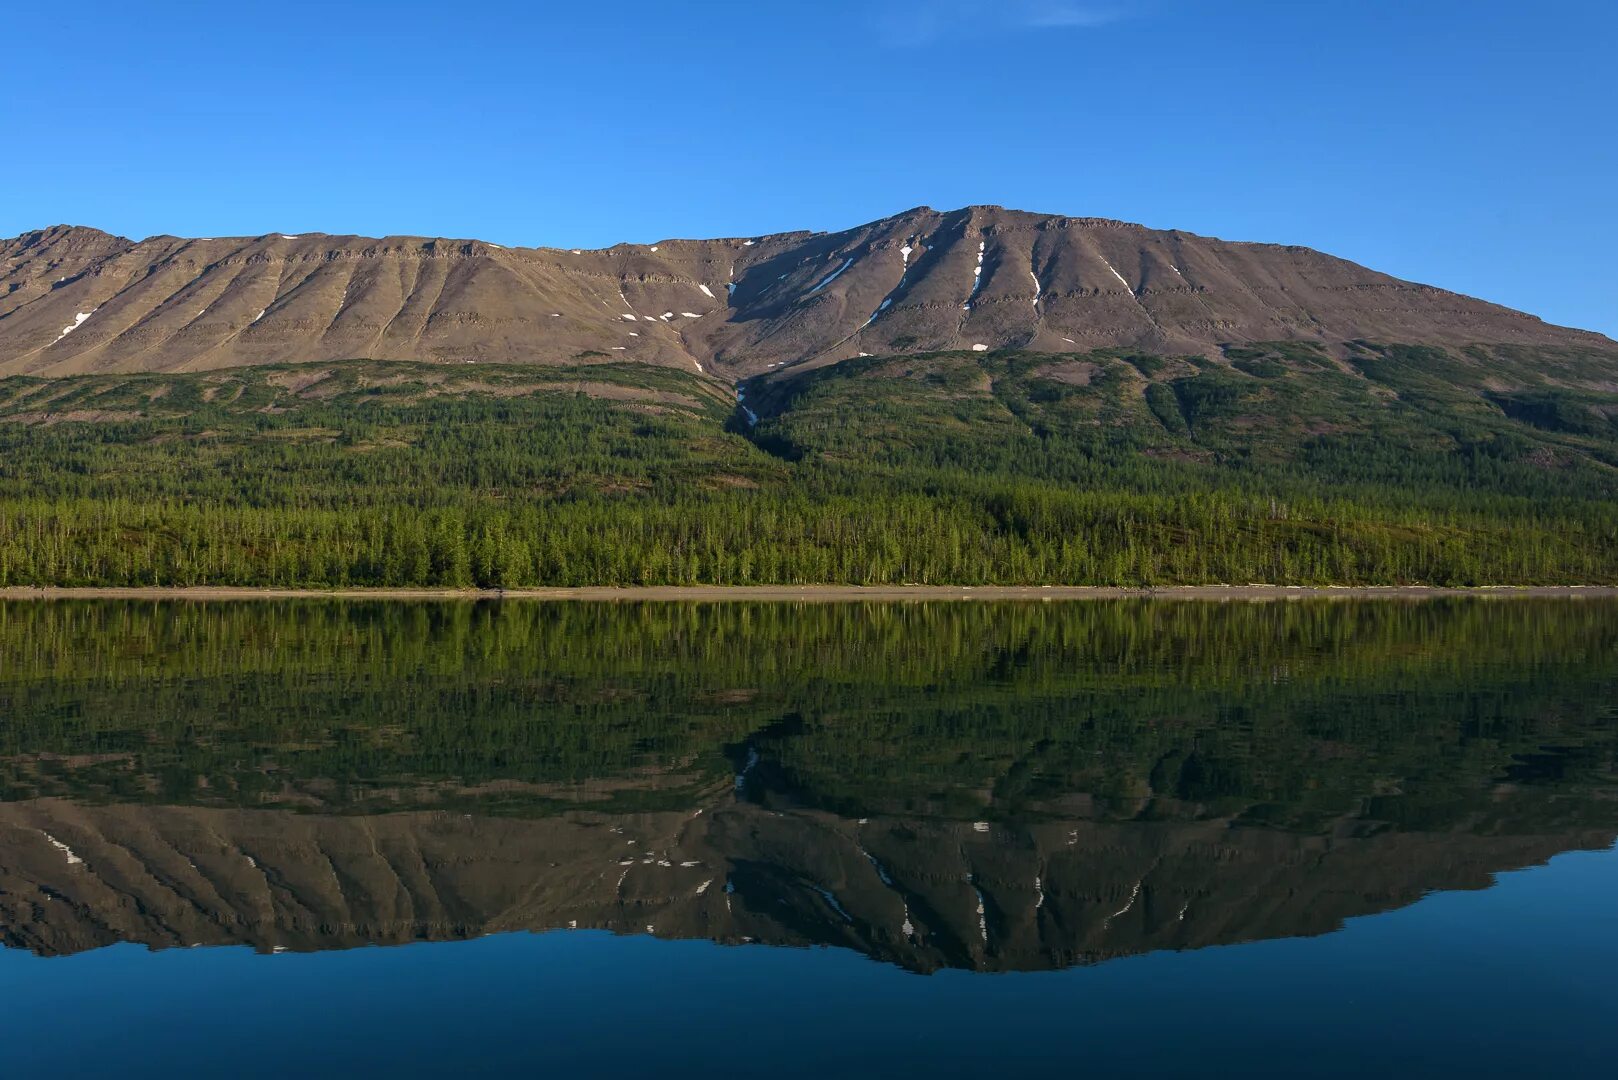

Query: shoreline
(2, 585), (1617, 603)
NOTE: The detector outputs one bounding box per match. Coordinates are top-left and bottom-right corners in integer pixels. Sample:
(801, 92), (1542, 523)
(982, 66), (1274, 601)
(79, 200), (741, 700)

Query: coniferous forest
(2, 341), (1616, 588)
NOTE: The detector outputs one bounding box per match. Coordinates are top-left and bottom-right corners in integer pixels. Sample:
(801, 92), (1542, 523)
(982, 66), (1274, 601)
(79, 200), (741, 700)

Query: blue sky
(7, 0), (1614, 336)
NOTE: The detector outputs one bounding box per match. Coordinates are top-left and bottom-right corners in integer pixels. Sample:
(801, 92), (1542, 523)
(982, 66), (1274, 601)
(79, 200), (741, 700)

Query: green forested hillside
(3, 598), (1616, 829)
(2, 342), (1617, 586)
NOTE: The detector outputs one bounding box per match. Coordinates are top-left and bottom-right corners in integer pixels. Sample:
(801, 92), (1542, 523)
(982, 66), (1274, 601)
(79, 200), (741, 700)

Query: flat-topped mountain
(2, 206), (1608, 379)
(4, 796), (1607, 971)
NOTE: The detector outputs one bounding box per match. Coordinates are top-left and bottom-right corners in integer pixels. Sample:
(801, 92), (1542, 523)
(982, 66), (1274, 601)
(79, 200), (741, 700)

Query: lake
(2, 598), (1615, 1076)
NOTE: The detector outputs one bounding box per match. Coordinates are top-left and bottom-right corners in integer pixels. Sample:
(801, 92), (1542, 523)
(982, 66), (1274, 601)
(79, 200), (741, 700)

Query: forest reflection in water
(1, 597), (1615, 972)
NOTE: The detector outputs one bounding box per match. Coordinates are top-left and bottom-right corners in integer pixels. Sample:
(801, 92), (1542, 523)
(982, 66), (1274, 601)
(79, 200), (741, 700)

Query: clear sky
(7, 0), (1614, 337)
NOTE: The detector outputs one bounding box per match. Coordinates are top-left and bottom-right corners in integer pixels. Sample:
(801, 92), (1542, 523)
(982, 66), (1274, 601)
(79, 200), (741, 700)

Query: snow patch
(53, 309), (96, 343)
(1101, 258), (1133, 293)
(620, 314), (638, 321)
(743, 240), (756, 246)
(251, 309), (267, 324)
(972, 343), (989, 352)
(964, 240), (987, 309)
(41, 832), (83, 866)
(1106, 880), (1142, 925)
(280, 235), (300, 239)
(680, 312), (703, 319)
(809, 257), (854, 294)
(699, 283), (716, 299)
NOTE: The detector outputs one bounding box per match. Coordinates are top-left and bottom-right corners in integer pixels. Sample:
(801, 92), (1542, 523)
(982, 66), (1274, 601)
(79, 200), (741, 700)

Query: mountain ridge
(4, 206), (1610, 381)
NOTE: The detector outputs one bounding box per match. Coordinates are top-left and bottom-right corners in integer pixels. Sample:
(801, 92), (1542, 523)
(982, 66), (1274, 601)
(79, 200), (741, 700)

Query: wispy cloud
(1022, 5), (1125, 29)
(869, 1), (1133, 44)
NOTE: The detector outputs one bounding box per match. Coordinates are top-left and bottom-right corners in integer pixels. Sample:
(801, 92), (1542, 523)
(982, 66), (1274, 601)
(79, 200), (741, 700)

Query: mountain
(2, 206), (1609, 379)
(4, 796), (1607, 971)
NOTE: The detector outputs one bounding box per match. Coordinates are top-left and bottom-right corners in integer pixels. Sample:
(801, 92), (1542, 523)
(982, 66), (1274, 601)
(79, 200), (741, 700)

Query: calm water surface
(1, 599), (1615, 1076)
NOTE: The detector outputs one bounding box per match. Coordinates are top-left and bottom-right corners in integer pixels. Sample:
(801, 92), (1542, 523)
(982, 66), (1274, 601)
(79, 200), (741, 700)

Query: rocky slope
(2, 207), (1608, 380)
(3, 795), (1605, 972)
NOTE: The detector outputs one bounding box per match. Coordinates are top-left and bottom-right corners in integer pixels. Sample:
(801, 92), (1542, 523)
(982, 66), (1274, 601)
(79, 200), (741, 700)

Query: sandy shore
(2, 585), (1616, 603)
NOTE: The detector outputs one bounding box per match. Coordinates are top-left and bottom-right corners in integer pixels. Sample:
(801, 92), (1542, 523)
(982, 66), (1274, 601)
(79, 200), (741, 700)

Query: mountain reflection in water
(1, 598), (1615, 973)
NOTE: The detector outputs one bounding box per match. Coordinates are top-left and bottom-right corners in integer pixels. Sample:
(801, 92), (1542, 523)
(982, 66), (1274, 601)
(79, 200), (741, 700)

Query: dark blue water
(1, 599), (1615, 1076)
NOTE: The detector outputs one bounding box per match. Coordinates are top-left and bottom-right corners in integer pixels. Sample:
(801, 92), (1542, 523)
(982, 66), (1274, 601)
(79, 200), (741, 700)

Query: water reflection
(1, 599), (1614, 972)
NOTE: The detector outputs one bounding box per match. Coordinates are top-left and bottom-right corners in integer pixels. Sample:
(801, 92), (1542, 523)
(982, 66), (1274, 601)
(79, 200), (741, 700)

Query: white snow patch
(1030, 270), (1042, 307)
(280, 235), (300, 239)
(649, 245), (659, 252)
(972, 343), (989, 352)
(973, 821), (990, 833)
(699, 284), (716, 299)
(680, 312), (703, 319)
(1106, 880), (1142, 925)
(1063, 337), (1076, 344)
(41, 832), (83, 866)
(743, 240), (756, 246)
(661, 312), (675, 321)
(809, 257), (854, 294)
(696, 879), (714, 896)
(642, 316), (657, 322)
(611, 346), (627, 351)
(621, 313), (639, 321)
(1102, 258), (1133, 293)
(1034, 876), (1045, 910)
(53, 309), (96, 343)
(964, 240), (988, 309)
(552, 313), (562, 317)
(629, 332), (639, 337)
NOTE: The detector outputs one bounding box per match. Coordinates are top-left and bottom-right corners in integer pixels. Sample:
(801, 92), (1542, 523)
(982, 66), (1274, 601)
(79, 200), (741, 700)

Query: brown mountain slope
(1, 207), (1608, 380)
(3, 796), (1605, 972)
